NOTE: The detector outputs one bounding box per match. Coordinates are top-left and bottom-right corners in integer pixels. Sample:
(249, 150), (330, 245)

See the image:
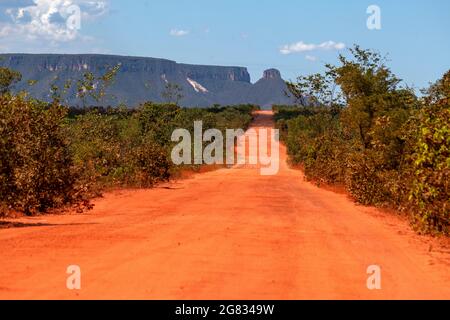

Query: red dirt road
(0, 111), (449, 300)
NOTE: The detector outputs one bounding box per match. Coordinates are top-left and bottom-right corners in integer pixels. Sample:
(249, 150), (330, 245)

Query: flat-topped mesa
(262, 68), (282, 80)
(0, 54), (296, 107)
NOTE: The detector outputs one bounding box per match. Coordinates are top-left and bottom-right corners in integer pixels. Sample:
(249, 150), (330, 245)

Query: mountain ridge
(0, 53), (297, 108)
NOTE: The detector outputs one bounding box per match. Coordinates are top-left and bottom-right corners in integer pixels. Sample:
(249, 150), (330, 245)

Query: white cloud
(169, 29), (189, 37)
(317, 41), (346, 50)
(280, 40), (346, 55)
(305, 55), (318, 62)
(0, 0), (109, 51)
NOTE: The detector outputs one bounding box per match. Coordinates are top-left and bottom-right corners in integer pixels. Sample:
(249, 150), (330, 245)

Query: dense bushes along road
(1, 46), (448, 236)
(0, 85), (256, 215)
(275, 46), (449, 235)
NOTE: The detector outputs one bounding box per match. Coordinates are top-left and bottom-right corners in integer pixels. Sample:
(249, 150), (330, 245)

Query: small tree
(286, 68), (344, 108)
(0, 67), (22, 95)
(332, 45), (403, 149)
(161, 82), (184, 105)
(77, 63), (121, 106)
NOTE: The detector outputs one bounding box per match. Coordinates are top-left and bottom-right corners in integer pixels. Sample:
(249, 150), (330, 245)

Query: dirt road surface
(0, 111), (449, 300)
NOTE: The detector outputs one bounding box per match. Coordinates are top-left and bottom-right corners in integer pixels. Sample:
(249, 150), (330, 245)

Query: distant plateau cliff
(0, 54), (297, 108)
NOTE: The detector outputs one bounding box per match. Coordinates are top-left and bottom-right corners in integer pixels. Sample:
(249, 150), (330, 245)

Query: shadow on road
(0, 221), (98, 230)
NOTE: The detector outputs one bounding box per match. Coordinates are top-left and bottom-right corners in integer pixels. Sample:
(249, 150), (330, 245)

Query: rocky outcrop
(262, 68), (282, 80)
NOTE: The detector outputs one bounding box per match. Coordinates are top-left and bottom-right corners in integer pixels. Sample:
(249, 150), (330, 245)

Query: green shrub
(133, 136), (171, 187)
(67, 107), (172, 190)
(409, 72), (450, 233)
(277, 106), (346, 184)
(66, 102), (256, 192)
(276, 46), (449, 234)
(0, 94), (86, 215)
(0, 66), (257, 217)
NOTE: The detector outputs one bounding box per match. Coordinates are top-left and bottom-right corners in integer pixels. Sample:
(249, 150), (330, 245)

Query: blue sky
(0, 0), (449, 89)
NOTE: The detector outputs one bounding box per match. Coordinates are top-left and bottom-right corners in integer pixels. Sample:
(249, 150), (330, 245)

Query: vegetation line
(0, 62), (257, 216)
(276, 45), (449, 235)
